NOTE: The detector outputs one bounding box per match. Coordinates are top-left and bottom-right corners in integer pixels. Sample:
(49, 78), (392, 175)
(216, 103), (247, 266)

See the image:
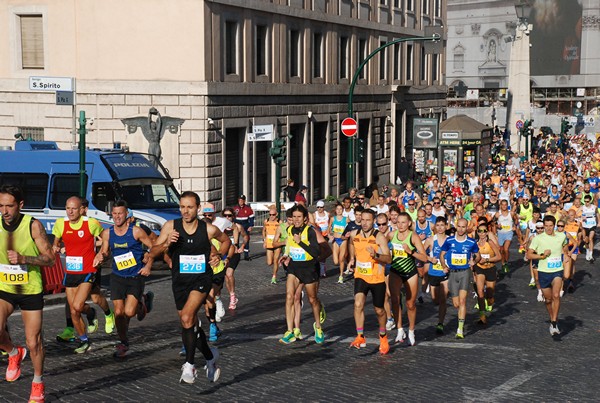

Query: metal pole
(276, 161), (282, 219)
(347, 34), (440, 190)
(78, 110), (86, 198)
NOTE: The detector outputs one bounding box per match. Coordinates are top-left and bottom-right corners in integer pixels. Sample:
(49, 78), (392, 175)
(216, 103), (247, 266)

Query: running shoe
(215, 298), (225, 323)
(279, 331), (297, 344)
(179, 346), (186, 357)
(29, 381), (45, 403)
(74, 339), (91, 354)
(379, 334), (390, 355)
(319, 303), (326, 324)
(180, 362), (197, 384)
(395, 328), (406, 343)
(435, 323), (444, 335)
(408, 330), (416, 346)
(113, 343), (129, 358)
(105, 310), (115, 334)
(417, 295), (424, 304)
(455, 329), (464, 339)
(502, 264), (509, 273)
(271, 276), (277, 285)
(206, 347), (220, 382)
(337, 275), (344, 284)
(0, 350), (6, 356)
(559, 290), (564, 298)
(385, 318), (395, 331)
(485, 302), (493, 312)
(537, 289), (545, 302)
(209, 323), (221, 342)
(145, 291), (155, 314)
(553, 324), (560, 335)
(528, 278), (536, 288)
(549, 324), (556, 335)
(293, 327), (303, 340)
(350, 335), (366, 349)
(5, 346), (27, 382)
(313, 322), (324, 344)
(87, 307), (98, 334)
(229, 293), (238, 310)
(56, 327), (75, 343)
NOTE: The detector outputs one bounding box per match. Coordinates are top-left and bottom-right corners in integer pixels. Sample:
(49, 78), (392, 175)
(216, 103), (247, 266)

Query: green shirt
(529, 232), (567, 273)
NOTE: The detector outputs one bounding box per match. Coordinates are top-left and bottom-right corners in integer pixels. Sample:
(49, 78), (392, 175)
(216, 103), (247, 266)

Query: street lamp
(514, 0), (532, 28)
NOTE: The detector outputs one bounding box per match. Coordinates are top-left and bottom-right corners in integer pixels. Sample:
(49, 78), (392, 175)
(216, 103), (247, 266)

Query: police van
(0, 140), (180, 234)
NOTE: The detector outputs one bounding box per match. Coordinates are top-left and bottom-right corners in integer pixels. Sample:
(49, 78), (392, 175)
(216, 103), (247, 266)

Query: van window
(0, 173), (48, 209)
(50, 174), (88, 209)
(92, 183), (117, 213)
(119, 183), (179, 208)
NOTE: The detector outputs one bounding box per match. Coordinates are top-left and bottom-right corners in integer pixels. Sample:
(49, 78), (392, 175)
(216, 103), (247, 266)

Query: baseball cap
(202, 203), (215, 213)
(300, 185), (308, 191)
(523, 194), (530, 199)
(238, 194), (246, 200)
(127, 209), (133, 218)
(316, 200), (325, 207)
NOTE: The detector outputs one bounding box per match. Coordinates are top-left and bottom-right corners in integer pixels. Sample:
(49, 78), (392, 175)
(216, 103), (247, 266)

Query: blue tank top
(415, 221), (432, 238)
(109, 225), (145, 277)
(515, 187), (525, 198)
(428, 235), (445, 277)
(331, 216), (347, 236)
(402, 190), (416, 207)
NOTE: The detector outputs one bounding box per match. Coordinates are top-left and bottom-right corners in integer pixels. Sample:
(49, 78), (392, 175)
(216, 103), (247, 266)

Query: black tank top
(168, 218), (212, 283)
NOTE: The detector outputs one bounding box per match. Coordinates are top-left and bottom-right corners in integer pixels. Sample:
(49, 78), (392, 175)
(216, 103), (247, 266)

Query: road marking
(463, 371), (539, 402)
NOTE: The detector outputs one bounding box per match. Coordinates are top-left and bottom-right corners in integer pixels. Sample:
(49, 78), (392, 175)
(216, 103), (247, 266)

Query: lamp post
(507, 0), (532, 153)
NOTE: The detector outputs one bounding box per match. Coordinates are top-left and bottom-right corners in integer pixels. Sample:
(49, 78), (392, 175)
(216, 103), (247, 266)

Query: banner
(412, 118), (438, 149)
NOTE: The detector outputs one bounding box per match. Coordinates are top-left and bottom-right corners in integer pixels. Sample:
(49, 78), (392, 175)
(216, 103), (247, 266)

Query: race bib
(66, 256), (84, 272)
(481, 254), (490, 260)
(356, 260), (373, 276)
(114, 252), (137, 271)
(547, 256), (562, 269)
(0, 264), (28, 285)
(289, 246), (307, 261)
(392, 244), (408, 258)
(179, 255), (206, 274)
(266, 234), (275, 247)
(451, 253), (467, 266)
(501, 225), (511, 231)
(431, 262), (443, 272)
(333, 224), (345, 234)
(585, 218), (596, 227)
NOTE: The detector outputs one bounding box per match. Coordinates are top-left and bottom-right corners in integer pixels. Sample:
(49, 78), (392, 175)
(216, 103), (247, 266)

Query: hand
(293, 234), (301, 244)
(168, 230), (180, 245)
(52, 245), (61, 254)
(236, 247), (244, 254)
(366, 246), (375, 257)
(247, 227), (253, 234)
(279, 255), (290, 266)
(544, 249), (551, 257)
(142, 252), (150, 264)
(93, 252), (104, 267)
(7, 250), (22, 265)
(138, 265), (151, 277)
(348, 259), (355, 268)
(209, 253), (221, 268)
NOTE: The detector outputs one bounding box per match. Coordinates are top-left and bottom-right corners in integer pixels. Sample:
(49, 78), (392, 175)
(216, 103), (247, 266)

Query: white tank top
(314, 211), (329, 233)
(499, 187), (511, 201)
(497, 212), (514, 232)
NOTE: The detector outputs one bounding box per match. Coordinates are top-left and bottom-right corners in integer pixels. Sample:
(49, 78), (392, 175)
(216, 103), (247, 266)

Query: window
(454, 53), (464, 70)
(421, 0), (429, 15)
(50, 174), (87, 209)
(406, 0), (414, 11)
(432, 53), (439, 82)
(17, 127), (44, 141)
(225, 21), (239, 75)
(340, 36), (349, 79)
(256, 25), (268, 76)
(290, 30), (301, 78)
(393, 43), (400, 80)
(358, 38), (368, 79)
(313, 33), (323, 78)
(20, 15), (44, 69)
(420, 48), (427, 81)
(434, 0), (441, 17)
(406, 44), (413, 80)
(0, 173), (48, 209)
(394, 0), (400, 7)
(379, 40), (387, 80)
(92, 183), (117, 213)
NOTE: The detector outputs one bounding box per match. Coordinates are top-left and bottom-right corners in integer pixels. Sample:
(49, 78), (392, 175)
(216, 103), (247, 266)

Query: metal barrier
(250, 202), (295, 227)
(41, 253), (66, 294)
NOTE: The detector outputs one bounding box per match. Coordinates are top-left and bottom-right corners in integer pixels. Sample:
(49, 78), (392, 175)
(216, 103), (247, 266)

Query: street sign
(516, 120), (524, 130)
(29, 76), (73, 91)
(341, 117), (358, 137)
(248, 124), (274, 142)
(56, 91), (74, 106)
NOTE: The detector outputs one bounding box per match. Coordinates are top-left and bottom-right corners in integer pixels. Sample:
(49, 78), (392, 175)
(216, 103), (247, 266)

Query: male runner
(0, 185), (55, 402)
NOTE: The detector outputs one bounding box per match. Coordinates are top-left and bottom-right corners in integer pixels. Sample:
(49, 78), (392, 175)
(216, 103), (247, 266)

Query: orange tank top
(477, 240), (496, 269)
(564, 222), (579, 245)
(264, 220), (279, 248)
(353, 230), (385, 284)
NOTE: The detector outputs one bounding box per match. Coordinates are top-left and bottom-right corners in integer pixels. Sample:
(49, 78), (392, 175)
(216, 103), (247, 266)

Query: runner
(93, 200), (156, 358)
(422, 216), (449, 334)
(347, 209), (392, 354)
(0, 185), (55, 403)
(279, 205), (325, 345)
(149, 191), (229, 384)
(473, 223), (501, 324)
(387, 212), (428, 345)
(581, 195), (599, 262)
(439, 218), (481, 339)
(262, 206), (281, 284)
(311, 200), (330, 277)
(233, 195), (254, 261)
(329, 204), (348, 283)
(494, 199), (517, 273)
(221, 207), (248, 310)
(52, 196), (114, 353)
(414, 209), (433, 304)
(527, 215), (569, 336)
(560, 216), (580, 295)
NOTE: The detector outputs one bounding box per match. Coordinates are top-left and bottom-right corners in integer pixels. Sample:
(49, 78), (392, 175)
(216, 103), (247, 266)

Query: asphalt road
(1, 239), (599, 402)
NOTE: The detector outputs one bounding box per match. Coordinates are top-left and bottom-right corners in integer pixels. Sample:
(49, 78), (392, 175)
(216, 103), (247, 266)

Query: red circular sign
(341, 118), (358, 137)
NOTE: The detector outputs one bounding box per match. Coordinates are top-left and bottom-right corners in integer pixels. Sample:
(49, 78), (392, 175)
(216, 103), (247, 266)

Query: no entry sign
(341, 118), (358, 137)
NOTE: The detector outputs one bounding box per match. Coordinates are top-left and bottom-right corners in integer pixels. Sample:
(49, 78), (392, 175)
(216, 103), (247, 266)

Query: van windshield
(119, 182), (180, 209)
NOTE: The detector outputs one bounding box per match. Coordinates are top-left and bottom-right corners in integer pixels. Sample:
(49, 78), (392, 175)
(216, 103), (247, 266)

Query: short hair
(114, 200), (128, 209)
(81, 198), (90, 209)
(354, 206), (365, 213)
(435, 216), (447, 224)
(289, 204), (308, 218)
(286, 208), (293, 218)
(0, 185), (24, 204)
(361, 209), (376, 220)
(543, 215), (556, 225)
(222, 207), (235, 217)
(180, 191), (200, 206)
(388, 205), (401, 214)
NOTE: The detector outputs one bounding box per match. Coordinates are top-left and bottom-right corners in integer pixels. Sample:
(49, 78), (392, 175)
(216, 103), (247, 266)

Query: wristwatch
(374, 252), (380, 259)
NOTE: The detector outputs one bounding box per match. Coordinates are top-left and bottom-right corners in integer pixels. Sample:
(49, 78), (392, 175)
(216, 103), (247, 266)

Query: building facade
(0, 0), (447, 208)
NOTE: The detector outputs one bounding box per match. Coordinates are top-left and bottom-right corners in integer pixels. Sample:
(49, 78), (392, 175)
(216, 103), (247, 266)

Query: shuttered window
(20, 15), (44, 69)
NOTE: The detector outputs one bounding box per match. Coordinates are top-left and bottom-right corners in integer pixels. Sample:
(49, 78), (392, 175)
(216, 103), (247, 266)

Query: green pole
(276, 160), (282, 219)
(78, 110), (86, 198)
(346, 34), (440, 191)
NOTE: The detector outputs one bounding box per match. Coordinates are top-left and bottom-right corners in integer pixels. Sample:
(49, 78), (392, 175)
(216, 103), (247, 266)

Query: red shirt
(62, 218), (98, 274)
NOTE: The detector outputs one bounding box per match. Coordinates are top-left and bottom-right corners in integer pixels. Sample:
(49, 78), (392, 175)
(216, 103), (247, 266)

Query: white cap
(316, 200), (325, 207)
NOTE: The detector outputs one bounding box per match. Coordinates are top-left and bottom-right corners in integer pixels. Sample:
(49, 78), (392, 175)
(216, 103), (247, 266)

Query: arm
(93, 230), (110, 267)
(347, 232), (356, 268)
(271, 225), (285, 249)
(52, 235), (62, 254)
(207, 224), (233, 267)
(314, 229), (333, 261)
(292, 227), (321, 259)
(370, 233), (391, 265)
(488, 241), (502, 264)
(262, 221), (267, 245)
(238, 224), (249, 253)
(133, 226), (155, 276)
(148, 220), (176, 259)
(410, 232), (428, 263)
(10, 220), (55, 267)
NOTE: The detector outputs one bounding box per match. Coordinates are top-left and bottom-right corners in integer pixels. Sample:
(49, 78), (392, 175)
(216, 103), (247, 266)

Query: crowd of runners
(1, 131), (599, 402)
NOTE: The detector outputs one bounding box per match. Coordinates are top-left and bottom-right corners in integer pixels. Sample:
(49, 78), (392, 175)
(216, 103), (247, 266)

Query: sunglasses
(408, 204), (415, 207)
(477, 229), (488, 233)
(376, 222), (388, 226)
(536, 227), (544, 230)
(203, 214), (213, 217)
(358, 198), (365, 200)
(491, 194), (497, 197)
(269, 213), (277, 216)
(433, 202), (440, 205)
(557, 224), (565, 228)
(223, 214), (233, 217)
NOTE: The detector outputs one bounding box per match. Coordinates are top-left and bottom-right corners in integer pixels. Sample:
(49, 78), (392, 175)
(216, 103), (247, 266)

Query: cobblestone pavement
(1, 240), (599, 402)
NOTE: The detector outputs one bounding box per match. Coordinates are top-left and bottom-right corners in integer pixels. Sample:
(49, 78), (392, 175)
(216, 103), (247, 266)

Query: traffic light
(561, 118), (572, 135)
(270, 137), (287, 164)
(522, 119), (533, 137)
(355, 138), (365, 162)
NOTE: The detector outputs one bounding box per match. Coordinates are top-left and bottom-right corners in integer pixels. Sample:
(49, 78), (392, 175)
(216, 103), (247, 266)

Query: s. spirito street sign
(29, 76), (73, 92)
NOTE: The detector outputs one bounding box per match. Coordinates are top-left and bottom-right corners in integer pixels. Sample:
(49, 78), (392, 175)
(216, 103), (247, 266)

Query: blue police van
(0, 140), (180, 233)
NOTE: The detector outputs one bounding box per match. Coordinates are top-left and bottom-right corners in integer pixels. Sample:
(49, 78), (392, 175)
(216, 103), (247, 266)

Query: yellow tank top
(285, 226), (314, 262)
(477, 240), (496, 269)
(210, 238), (226, 274)
(264, 220), (279, 248)
(564, 222), (579, 246)
(0, 215), (43, 295)
(353, 230), (385, 284)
